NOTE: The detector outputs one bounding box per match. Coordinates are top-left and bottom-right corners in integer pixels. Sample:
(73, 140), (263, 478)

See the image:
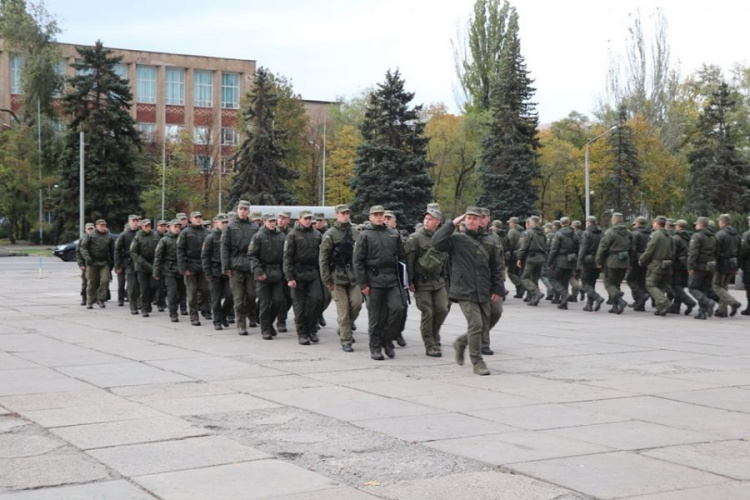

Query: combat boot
(384, 344), (395, 358)
(370, 348), (384, 361)
(557, 291), (569, 309)
(276, 320), (287, 333)
(309, 331), (319, 343)
(298, 336), (310, 345)
(582, 298), (593, 312)
(694, 309), (707, 320)
(473, 361), (490, 376)
(395, 333), (406, 347)
(666, 303), (680, 314)
(593, 296), (605, 312)
(453, 339), (466, 366)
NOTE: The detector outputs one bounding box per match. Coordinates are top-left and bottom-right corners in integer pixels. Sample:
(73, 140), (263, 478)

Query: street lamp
(584, 125), (617, 219)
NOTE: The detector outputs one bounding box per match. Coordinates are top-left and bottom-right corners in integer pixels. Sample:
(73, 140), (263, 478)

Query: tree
(326, 122), (358, 205)
(350, 69), (433, 228)
(228, 66), (298, 208)
(0, 126), (37, 242)
(475, 11), (541, 221)
(601, 105), (641, 217)
(54, 40), (142, 241)
(536, 130), (581, 220)
(687, 82), (750, 214)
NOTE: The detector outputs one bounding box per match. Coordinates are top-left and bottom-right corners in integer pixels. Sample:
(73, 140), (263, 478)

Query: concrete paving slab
(0, 353), (38, 370)
(133, 459), (341, 499)
(265, 487), (378, 499)
(302, 367), (410, 384)
(0, 451), (113, 490)
(259, 386), (439, 421)
(147, 356), (285, 380)
(142, 393), (280, 416)
(88, 435), (270, 476)
(465, 403), (629, 430)
(111, 381), (235, 401)
(663, 370), (750, 386)
(625, 481), (750, 500)
(57, 361), (194, 387)
(51, 415), (209, 449)
(0, 368), (90, 396)
(508, 451), (726, 499)
(581, 375), (720, 394)
(0, 389), (125, 412)
(399, 386), (538, 412)
(14, 345), (126, 367)
(216, 375), (331, 394)
(659, 387), (750, 413)
(0, 479), (156, 499)
(354, 412), (517, 442)
(0, 432), (65, 458)
(0, 334), (69, 352)
(425, 430), (612, 465)
(0, 415), (30, 433)
(104, 344), (207, 361)
(643, 440), (750, 480)
(20, 400), (165, 427)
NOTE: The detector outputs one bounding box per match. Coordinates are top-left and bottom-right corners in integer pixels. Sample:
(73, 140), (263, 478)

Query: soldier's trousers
(277, 281), (292, 324)
(580, 267), (602, 301)
(521, 262), (543, 295)
(154, 278), (166, 309)
(209, 275), (233, 324)
(456, 300), (490, 366)
(541, 265), (554, 296)
(257, 280), (285, 335)
(137, 271), (158, 314)
(230, 271), (256, 330)
(627, 265), (647, 303)
(552, 268), (573, 297)
(605, 267), (628, 301)
(366, 287), (405, 351)
(570, 269), (581, 296)
(126, 268), (140, 312)
(672, 270), (696, 309)
(163, 275), (180, 318)
(291, 279), (324, 339)
(331, 284), (361, 344)
(483, 298), (503, 350)
(80, 270), (87, 303)
(117, 271), (126, 303)
(86, 265), (110, 304)
(508, 262), (525, 295)
(414, 287), (449, 351)
(712, 272), (740, 313)
(645, 268), (670, 311)
(689, 270), (714, 311)
(184, 271), (210, 321)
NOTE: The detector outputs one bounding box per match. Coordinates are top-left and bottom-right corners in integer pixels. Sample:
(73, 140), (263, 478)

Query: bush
(28, 227), (56, 245)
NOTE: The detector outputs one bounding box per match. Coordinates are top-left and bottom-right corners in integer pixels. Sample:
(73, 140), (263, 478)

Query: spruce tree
(688, 82), (750, 214)
(602, 105), (641, 217)
(476, 11), (540, 221)
(54, 41), (142, 241)
(228, 67), (297, 209)
(350, 69), (433, 228)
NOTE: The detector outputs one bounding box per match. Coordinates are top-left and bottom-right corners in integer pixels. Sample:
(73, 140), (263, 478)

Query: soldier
(570, 220), (583, 301)
(130, 219), (160, 318)
(177, 213), (188, 229)
(477, 208), (504, 354)
(80, 219), (114, 309)
(175, 213), (189, 315)
(507, 217), (526, 298)
(221, 200), (259, 336)
(354, 205), (407, 360)
(628, 216), (651, 311)
(76, 223), (95, 305)
(667, 219), (697, 315)
(577, 216), (605, 312)
(251, 210), (263, 225)
(713, 214), (742, 317)
(740, 216), (750, 315)
(203, 214), (233, 330)
(541, 222), (556, 301)
(153, 220), (168, 312)
(284, 210), (324, 345)
(314, 212), (332, 329)
(688, 217), (718, 319)
(596, 212), (632, 314)
(115, 214), (141, 313)
(177, 211), (211, 326)
(432, 208), (505, 376)
(406, 205), (449, 357)
(276, 210), (293, 333)
(516, 215), (547, 306)
(319, 204), (361, 353)
(384, 210), (408, 348)
(249, 213), (287, 340)
(547, 217), (579, 309)
(153, 220), (182, 322)
(638, 216), (674, 316)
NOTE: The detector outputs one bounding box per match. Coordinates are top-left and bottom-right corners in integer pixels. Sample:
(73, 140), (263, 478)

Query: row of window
(135, 123), (239, 146)
(10, 55), (242, 109)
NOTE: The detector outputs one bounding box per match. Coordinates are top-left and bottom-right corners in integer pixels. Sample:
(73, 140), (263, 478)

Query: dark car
(54, 233), (119, 262)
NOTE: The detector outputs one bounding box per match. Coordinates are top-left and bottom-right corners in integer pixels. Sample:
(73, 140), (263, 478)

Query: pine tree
(350, 70), (433, 228)
(601, 105), (641, 216)
(54, 40), (142, 241)
(476, 11), (540, 221)
(688, 82), (750, 213)
(227, 67), (298, 209)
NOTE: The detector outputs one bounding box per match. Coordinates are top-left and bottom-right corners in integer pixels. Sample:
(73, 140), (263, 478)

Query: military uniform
(249, 215), (287, 339)
(669, 222), (697, 315)
(547, 219), (579, 308)
(80, 220), (114, 307)
(177, 212), (211, 325)
(76, 223), (95, 305)
(283, 210), (324, 344)
(596, 216), (632, 314)
(153, 221), (182, 321)
(688, 219), (717, 319)
(570, 221), (583, 300)
(517, 218), (547, 305)
(130, 220), (160, 317)
(202, 215), (234, 329)
(739, 217), (750, 315)
(115, 215), (141, 313)
(153, 220), (168, 311)
(541, 223), (556, 300)
(507, 218), (526, 298)
(276, 211), (293, 332)
(638, 219), (674, 315)
(577, 218), (604, 311)
(713, 219), (742, 316)
(627, 219), (651, 310)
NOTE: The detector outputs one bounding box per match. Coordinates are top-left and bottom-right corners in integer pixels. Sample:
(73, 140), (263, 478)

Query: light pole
(585, 125), (617, 219)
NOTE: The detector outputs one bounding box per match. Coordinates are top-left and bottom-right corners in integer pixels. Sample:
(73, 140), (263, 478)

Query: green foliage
(601, 105), (641, 217)
(350, 69), (433, 229)
(54, 40), (143, 241)
(0, 126), (38, 243)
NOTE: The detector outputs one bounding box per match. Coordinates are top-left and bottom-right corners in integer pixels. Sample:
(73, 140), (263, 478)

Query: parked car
(54, 233), (119, 262)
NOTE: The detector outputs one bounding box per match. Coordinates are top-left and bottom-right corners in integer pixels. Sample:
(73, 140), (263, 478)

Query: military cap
(168, 219), (180, 226)
(427, 203), (441, 212)
(214, 213), (228, 222)
(237, 200), (251, 209)
(263, 212), (276, 221)
(612, 212), (624, 218)
(128, 214), (141, 221)
(141, 218), (152, 226)
(202, 221), (211, 227)
(250, 210), (262, 220)
(227, 211), (237, 219)
(586, 216), (598, 224)
(190, 211), (202, 218)
(633, 216), (647, 225)
(478, 207), (490, 217)
(298, 210), (313, 219)
(560, 217), (570, 225)
(335, 204), (351, 213)
(426, 206), (442, 220)
(508, 216), (519, 224)
(465, 206), (482, 216)
(528, 215), (541, 223)
(277, 210), (291, 219)
(666, 218), (675, 224)
(369, 205), (386, 214)
(84, 222), (95, 229)
(544, 222), (553, 229)
(675, 219), (689, 227)
(157, 219), (167, 226)
(491, 220), (503, 229)
(696, 216), (710, 226)
(655, 215), (667, 225)
(95, 219), (107, 225)
(571, 220), (582, 228)
(176, 213), (187, 219)
(708, 219), (717, 229)
(384, 210), (396, 218)
(314, 212), (325, 220)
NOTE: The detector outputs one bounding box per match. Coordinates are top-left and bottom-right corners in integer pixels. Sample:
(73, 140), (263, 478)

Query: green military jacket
(221, 217), (259, 274)
(319, 222), (358, 286)
(177, 224), (208, 274)
(405, 226), (447, 292)
(153, 232), (180, 279)
(631, 225), (652, 266)
(672, 230), (691, 271)
(76, 236), (86, 268)
(688, 226), (717, 272)
(715, 225), (741, 273)
(517, 226), (547, 264)
(639, 227), (674, 273)
(507, 226), (523, 260)
(248, 226), (286, 283)
(353, 222), (405, 289)
(548, 226), (579, 270)
(130, 230), (159, 273)
(114, 226), (137, 271)
(596, 224), (632, 269)
(80, 229), (113, 267)
(577, 224), (602, 269)
(283, 225), (322, 282)
(201, 228), (224, 278)
(740, 228), (750, 273)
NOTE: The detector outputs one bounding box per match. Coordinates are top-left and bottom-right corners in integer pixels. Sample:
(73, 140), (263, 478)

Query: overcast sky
(43, 0), (749, 124)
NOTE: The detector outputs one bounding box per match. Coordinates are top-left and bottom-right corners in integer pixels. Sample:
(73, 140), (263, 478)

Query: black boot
(582, 298), (593, 312)
(557, 291), (569, 310)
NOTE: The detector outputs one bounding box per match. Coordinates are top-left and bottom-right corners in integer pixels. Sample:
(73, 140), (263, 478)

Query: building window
(10, 54), (24, 94)
(221, 158), (236, 174)
(136, 65), (156, 104)
(165, 67), (185, 105)
(221, 127), (239, 146)
(113, 63), (128, 81)
(165, 124), (183, 142)
(193, 126), (210, 145)
(75, 59), (93, 76)
(136, 123), (156, 142)
(194, 70), (213, 107)
(221, 72), (240, 109)
(196, 155), (212, 174)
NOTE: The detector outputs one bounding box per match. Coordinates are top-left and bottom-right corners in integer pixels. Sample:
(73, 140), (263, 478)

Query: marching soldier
(507, 217), (526, 298)
(175, 213), (189, 315)
(516, 215), (547, 306)
(740, 215), (750, 315)
(276, 210), (293, 333)
(130, 219), (160, 317)
(713, 214), (742, 317)
(354, 205), (407, 360)
(177, 211), (211, 326)
(319, 204), (361, 352)
(115, 214), (141, 313)
(570, 220), (583, 301)
(249, 213), (287, 340)
(577, 216), (605, 312)
(638, 216), (674, 316)
(596, 212), (632, 314)
(628, 216), (651, 311)
(153, 220), (182, 322)
(688, 217), (717, 319)
(478, 208), (504, 355)
(80, 219), (114, 309)
(283, 210), (324, 345)
(153, 220), (169, 312)
(547, 217), (579, 309)
(314, 212), (332, 330)
(76, 223), (95, 305)
(221, 200), (259, 335)
(668, 220), (697, 315)
(202, 214), (233, 330)
(384, 210), (408, 348)
(542, 222), (556, 301)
